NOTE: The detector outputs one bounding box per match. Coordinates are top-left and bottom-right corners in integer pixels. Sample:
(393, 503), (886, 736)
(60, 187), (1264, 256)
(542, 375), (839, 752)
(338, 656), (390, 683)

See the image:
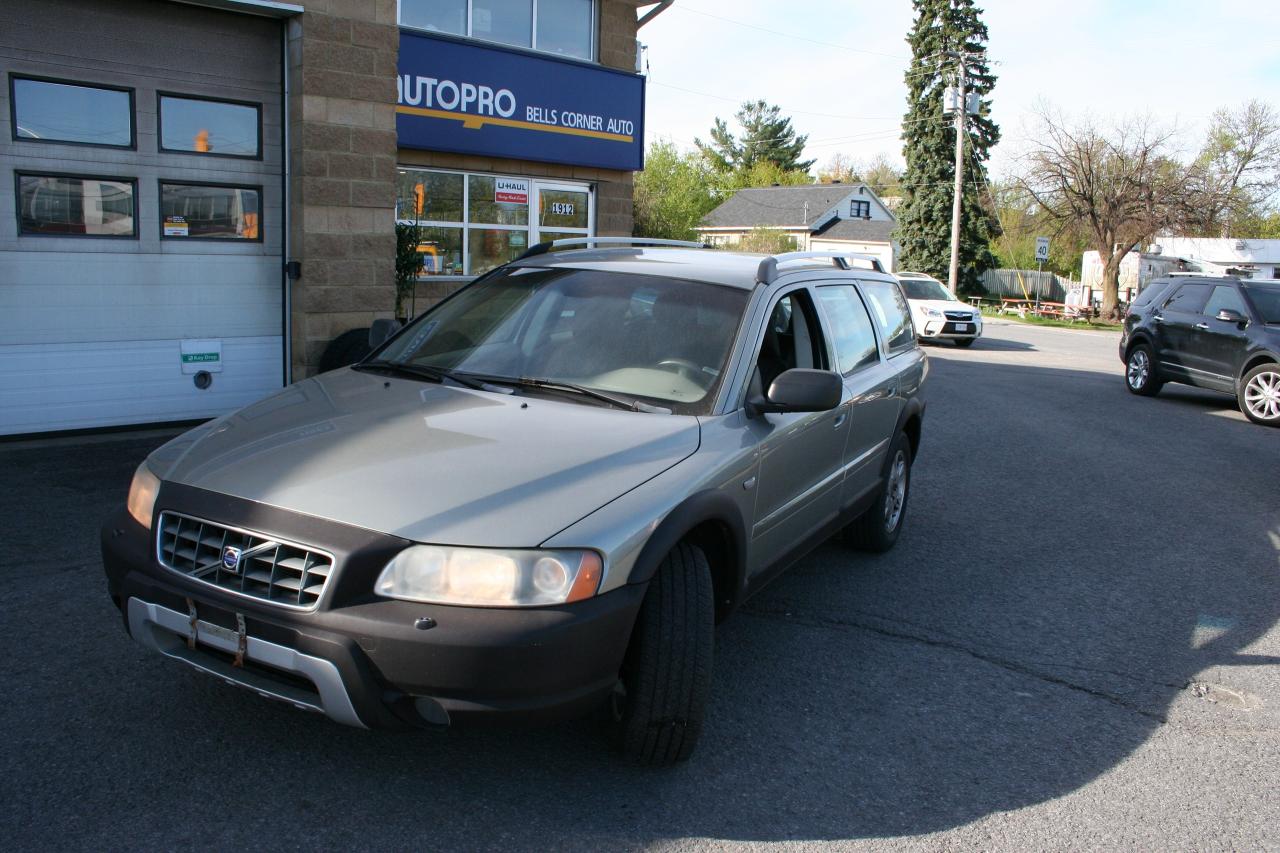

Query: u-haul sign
(495, 178), (528, 205)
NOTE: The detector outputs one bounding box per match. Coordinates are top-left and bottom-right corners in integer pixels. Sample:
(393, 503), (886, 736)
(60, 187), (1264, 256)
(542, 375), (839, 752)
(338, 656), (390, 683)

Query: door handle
(1194, 322), (1209, 330)
(886, 385), (898, 397)
(833, 411), (847, 428)
(1153, 314), (1164, 323)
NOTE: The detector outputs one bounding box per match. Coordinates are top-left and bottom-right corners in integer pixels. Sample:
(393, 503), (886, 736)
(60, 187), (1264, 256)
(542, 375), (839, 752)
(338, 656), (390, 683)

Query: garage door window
(17, 174), (136, 237)
(10, 76), (134, 148)
(158, 94), (261, 158)
(160, 183), (262, 240)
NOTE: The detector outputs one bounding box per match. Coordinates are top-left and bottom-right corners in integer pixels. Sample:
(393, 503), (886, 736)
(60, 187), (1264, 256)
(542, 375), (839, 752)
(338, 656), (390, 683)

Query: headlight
(126, 462), (161, 530)
(922, 307), (943, 318)
(375, 546), (602, 607)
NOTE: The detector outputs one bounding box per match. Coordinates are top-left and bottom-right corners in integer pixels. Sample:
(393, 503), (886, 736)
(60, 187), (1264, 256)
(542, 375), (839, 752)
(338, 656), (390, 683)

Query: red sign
(495, 178), (529, 205)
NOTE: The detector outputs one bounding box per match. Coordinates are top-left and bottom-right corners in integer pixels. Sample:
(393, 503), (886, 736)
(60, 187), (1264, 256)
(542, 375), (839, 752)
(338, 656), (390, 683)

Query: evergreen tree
(896, 0), (1000, 292)
(697, 100), (815, 175)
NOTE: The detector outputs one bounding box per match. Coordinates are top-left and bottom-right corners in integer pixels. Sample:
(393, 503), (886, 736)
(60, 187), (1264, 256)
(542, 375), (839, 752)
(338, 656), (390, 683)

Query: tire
(609, 541), (714, 766)
(953, 338), (975, 348)
(1125, 342), (1162, 396)
(1239, 363), (1280, 426)
(318, 328), (372, 374)
(845, 431), (912, 553)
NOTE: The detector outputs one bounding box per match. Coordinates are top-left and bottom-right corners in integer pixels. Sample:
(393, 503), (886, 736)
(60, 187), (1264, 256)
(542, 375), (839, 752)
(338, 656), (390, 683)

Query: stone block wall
(287, 0), (399, 379)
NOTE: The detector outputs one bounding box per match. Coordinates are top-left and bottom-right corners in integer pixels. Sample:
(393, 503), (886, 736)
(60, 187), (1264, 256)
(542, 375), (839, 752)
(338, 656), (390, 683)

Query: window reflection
(12, 78), (133, 147)
(18, 175), (136, 237)
(160, 95), (261, 157)
(160, 184), (262, 240)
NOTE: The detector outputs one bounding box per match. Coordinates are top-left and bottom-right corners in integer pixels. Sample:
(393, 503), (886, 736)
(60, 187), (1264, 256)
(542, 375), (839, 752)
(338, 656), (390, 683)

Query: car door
(1154, 283), (1212, 381)
(742, 286), (849, 577)
(813, 283), (899, 510)
(1196, 284), (1253, 389)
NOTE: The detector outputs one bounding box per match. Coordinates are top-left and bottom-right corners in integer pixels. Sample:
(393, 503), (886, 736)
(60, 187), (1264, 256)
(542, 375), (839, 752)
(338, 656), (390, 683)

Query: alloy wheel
(884, 450), (907, 532)
(1127, 350), (1150, 389)
(1244, 369), (1280, 421)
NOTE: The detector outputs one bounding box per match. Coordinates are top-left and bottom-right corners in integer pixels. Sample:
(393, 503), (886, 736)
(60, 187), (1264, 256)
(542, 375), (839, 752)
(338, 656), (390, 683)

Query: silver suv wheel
(1242, 366), (1280, 424)
(884, 450), (908, 532)
(1127, 349), (1150, 390)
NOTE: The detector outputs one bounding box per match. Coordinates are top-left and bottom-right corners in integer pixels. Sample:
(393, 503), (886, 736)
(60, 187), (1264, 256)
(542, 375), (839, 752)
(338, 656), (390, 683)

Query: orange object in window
(413, 183), (425, 216)
(194, 129), (210, 152)
(242, 212), (259, 239)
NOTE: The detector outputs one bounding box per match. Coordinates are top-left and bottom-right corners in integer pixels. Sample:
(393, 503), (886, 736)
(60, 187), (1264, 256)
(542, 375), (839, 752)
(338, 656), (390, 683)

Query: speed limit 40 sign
(1035, 237), (1050, 262)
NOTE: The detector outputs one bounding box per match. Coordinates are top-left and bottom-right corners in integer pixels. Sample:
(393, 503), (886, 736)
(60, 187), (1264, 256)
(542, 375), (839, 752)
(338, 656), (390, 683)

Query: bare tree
(1187, 100), (1280, 236)
(1020, 107), (1191, 319)
(817, 153), (857, 184)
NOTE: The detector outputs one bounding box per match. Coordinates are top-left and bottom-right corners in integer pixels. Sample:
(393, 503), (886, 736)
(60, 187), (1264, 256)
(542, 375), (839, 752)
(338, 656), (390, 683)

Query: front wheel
(1239, 363), (1280, 426)
(1125, 343), (1162, 396)
(845, 431), (912, 553)
(609, 542), (714, 765)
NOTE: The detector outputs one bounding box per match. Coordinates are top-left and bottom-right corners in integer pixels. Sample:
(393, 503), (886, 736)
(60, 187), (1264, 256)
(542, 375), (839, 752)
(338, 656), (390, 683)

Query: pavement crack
(741, 602), (1169, 724)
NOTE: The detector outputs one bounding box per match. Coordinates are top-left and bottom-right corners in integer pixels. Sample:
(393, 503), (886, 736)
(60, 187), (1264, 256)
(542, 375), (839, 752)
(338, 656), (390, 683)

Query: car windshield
(1243, 284), (1280, 324)
(375, 266), (750, 414)
(899, 277), (952, 301)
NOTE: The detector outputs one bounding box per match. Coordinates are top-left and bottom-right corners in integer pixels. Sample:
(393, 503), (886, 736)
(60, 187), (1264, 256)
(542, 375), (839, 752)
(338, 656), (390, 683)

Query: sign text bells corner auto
(396, 32), (645, 173)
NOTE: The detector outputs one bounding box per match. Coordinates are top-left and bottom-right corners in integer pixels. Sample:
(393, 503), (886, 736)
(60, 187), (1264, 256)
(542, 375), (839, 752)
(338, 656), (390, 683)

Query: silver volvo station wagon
(102, 239), (928, 765)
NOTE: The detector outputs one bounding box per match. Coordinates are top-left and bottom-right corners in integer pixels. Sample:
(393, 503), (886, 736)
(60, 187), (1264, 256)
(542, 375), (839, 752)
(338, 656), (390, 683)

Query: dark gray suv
(101, 240), (928, 765)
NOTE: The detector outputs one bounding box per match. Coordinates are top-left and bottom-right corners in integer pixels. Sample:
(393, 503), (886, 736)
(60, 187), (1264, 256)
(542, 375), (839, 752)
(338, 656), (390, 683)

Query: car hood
(908, 299), (978, 316)
(148, 368), (701, 546)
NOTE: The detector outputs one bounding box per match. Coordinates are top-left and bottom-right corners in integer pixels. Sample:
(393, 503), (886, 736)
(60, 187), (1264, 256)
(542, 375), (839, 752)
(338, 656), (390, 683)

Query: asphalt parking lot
(3, 320), (1278, 850)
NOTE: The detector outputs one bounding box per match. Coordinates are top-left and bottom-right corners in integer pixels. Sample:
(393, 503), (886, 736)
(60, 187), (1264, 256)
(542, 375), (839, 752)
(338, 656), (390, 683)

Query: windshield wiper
(354, 360), (488, 391)
(473, 375), (671, 414)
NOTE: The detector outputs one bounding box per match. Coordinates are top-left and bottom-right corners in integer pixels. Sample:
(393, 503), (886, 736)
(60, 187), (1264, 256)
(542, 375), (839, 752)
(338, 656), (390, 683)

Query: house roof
(811, 218), (896, 244)
(701, 184), (868, 229)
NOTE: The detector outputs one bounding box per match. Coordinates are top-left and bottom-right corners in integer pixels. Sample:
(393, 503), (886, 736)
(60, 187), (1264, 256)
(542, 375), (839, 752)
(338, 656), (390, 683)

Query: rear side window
(1163, 283), (1211, 313)
(859, 280), (915, 353)
(1204, 285), (1247, 317)
(816, 285), (880, 374)
(1132, 280), (1172, 308)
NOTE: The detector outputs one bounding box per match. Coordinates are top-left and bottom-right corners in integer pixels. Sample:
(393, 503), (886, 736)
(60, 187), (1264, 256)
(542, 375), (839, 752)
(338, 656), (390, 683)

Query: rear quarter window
(1132, 280), (1172, 308)
(858, 280), (915, 353)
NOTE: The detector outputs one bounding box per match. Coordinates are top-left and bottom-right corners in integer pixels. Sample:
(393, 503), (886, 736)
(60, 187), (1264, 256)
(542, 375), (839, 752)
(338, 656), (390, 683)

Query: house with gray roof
(696, 182), (899, 270)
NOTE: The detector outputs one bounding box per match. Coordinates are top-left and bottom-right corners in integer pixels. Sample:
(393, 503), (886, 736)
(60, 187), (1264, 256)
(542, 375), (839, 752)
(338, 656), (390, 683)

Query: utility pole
(946, 53), (967, 296)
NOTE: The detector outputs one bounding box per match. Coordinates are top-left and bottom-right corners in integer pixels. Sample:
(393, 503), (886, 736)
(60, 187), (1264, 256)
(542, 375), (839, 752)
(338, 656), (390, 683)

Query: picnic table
(1032, 301), (1094, 322)
(999, 297), (1035, 317)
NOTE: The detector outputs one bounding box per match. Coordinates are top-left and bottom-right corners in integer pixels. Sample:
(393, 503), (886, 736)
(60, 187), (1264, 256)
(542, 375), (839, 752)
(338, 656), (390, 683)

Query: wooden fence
(979, 269), (1076, 302)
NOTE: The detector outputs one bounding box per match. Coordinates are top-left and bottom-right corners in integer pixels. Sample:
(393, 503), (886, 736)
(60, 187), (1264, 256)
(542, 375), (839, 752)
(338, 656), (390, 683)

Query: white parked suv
(896, 272), (982, 347)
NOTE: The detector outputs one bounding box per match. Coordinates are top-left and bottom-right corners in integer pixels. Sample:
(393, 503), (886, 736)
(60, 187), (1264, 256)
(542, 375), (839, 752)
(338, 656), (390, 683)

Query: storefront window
(397, 167), (592, 278)
(400, 0), (594, 59)
(537, 0), (593, 59)
(17, 174), (136, 237)
(399, 0), (465, 35)
(11, 77), (134, 148)
(159, 95), (261, 158)
(160, 183), (262, 240)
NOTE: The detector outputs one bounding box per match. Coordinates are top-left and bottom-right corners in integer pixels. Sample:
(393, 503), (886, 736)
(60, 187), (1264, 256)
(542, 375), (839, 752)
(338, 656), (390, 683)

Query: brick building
(0, 0), (660, 435)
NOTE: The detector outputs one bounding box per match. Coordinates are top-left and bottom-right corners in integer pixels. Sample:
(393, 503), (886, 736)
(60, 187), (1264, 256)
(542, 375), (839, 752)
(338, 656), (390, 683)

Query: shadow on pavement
(1, 354), (1277, 848)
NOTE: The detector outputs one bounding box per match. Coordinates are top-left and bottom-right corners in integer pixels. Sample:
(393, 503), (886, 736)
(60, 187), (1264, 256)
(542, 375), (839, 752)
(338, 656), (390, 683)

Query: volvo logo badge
(221, 546), (242, 573)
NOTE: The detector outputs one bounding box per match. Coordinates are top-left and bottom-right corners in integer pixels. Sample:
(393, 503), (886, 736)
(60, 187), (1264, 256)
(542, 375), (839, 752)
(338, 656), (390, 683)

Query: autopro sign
(396, 32), (645, 172)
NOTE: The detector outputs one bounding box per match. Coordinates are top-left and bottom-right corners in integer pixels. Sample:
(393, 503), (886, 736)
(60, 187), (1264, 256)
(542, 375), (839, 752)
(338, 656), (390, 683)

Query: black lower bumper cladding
(101, 482), (646, 730)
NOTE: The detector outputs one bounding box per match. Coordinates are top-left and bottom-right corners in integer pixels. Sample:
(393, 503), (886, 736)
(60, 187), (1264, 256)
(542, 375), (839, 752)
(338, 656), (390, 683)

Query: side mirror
(747, 368), (842, 417)
(368, 318), (402, 348)
(1216, 308), (1248, 326)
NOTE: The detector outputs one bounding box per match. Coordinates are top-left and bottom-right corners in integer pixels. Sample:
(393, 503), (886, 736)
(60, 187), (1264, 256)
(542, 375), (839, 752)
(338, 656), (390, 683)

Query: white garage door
(0, 0), (285, 435)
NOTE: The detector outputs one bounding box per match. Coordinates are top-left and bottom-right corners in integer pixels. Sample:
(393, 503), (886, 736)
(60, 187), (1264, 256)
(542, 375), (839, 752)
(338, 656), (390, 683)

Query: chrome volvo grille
(157, 512), (334, 609)
(944, 310), (975, 321)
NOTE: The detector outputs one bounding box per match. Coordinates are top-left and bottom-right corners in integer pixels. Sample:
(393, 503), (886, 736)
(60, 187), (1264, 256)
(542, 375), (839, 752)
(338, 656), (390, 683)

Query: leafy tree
(735, 227), (798, 254)
(633, 140), (719, 241)
(696, 100), (815, 175)
(896, 0), (1000, 293)
(986, 179), (1089, 277)
(394, 221), (422, 320)
(859, 153), (905, 198)
(1186, 100), (1280, 236)
(716, 159), (813, 196)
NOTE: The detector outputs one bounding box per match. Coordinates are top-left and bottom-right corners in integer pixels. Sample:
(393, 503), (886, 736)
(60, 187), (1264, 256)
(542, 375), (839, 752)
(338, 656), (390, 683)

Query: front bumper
(917, 318), (982, 339)
(101, 485), (646, 730)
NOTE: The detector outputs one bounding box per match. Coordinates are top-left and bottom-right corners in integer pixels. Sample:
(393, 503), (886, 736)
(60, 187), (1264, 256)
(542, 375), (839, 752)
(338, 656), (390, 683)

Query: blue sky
(639, 0), (1280, 177)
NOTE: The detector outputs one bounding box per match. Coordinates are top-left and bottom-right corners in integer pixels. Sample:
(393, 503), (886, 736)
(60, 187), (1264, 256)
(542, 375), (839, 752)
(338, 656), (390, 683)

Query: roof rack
(516, 236), (710, 260)
(756, 251), (885, 284)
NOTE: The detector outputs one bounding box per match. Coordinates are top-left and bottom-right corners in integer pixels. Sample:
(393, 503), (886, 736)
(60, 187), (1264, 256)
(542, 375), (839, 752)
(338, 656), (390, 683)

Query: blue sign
(396, 32), (645, 172)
